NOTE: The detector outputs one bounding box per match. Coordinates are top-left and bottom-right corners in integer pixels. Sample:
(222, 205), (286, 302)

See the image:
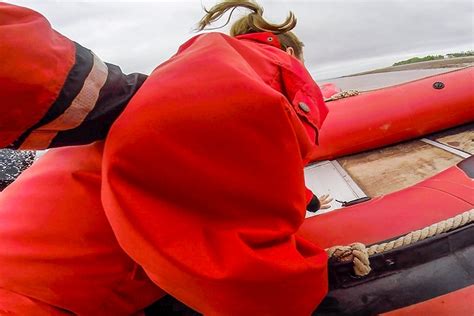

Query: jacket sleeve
(281, 58), (327, 212)
(102, 55), (329, 314)
(0, 3), (146, 149)
(306, 188), (321, 213)
(280, 57), (328, 148)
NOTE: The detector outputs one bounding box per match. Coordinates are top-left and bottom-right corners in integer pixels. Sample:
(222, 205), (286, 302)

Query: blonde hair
(197, 0), (304, 58)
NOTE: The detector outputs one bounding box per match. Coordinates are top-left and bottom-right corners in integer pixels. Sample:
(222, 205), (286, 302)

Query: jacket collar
(235, 32), (281, 49)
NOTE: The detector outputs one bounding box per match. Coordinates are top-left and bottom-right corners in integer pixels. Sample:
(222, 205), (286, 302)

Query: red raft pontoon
(301, 156), (474, 315)
(312, 67), (474, 161)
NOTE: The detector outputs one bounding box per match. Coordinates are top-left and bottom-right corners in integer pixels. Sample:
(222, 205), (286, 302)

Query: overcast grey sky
(6, 0), (473, 80)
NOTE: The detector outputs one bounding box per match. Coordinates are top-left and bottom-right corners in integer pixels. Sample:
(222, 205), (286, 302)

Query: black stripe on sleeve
(8, 42), (93, 149)
(49, 64), (148, 148)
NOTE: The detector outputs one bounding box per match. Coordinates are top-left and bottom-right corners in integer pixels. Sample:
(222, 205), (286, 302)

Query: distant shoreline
(344, 56), (474, 77)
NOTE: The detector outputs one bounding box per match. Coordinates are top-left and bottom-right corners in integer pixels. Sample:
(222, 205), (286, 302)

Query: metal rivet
(433, 81), (445, 89)
(298, 102), (310, 113)
(267, 36), (273, 42)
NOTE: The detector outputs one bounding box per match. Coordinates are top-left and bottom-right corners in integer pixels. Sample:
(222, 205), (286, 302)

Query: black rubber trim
(313, 222), (474, 315)
(145, 295), (201, 316)
(457, 156), (474, 179)
(9, 42), (93, 149)
(50, 65), (147, 147)
(307, 194), (321, 212)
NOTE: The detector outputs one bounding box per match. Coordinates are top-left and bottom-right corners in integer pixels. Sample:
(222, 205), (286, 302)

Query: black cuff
(306, 194), (321, 213)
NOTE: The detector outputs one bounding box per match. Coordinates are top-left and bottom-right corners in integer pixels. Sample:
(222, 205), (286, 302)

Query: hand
(318, 194), (333, 210)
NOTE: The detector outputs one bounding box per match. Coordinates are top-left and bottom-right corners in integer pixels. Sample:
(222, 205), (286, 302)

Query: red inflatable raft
(297, 66), (474, 313)
(296, 67), (474, 314)
(301, 155), (474, 315)
(312, 67), (474, 161)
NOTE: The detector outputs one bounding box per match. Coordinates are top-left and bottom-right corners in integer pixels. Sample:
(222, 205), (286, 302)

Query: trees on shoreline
(393, 51), (474, 66)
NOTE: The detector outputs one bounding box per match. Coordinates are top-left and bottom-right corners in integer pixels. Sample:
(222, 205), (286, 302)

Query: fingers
(318, 194), (334, 210)
(319, 194), (329, 200)
(325, 197), (334, 204)
(319, 194), (333, 204)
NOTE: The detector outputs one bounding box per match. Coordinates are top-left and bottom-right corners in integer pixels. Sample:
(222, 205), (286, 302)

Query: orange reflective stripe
(20, 54), (108, 149)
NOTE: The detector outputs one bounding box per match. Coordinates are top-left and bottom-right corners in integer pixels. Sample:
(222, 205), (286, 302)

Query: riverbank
(345, 56), (474, 77)
(321, 68), (467, 91)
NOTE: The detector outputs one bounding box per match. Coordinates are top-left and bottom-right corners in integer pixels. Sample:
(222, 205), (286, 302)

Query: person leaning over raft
(0, 1), (330, 315)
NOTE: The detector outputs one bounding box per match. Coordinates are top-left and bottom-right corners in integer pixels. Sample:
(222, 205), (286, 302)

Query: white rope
(326, 208), (474, 276)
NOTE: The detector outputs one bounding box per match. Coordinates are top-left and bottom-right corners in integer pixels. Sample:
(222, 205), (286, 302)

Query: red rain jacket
(102, 32), (329, 315)
(0, 3), (329, 315)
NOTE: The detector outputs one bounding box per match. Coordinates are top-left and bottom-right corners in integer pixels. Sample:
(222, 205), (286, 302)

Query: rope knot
(326, 242), (371, 277)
